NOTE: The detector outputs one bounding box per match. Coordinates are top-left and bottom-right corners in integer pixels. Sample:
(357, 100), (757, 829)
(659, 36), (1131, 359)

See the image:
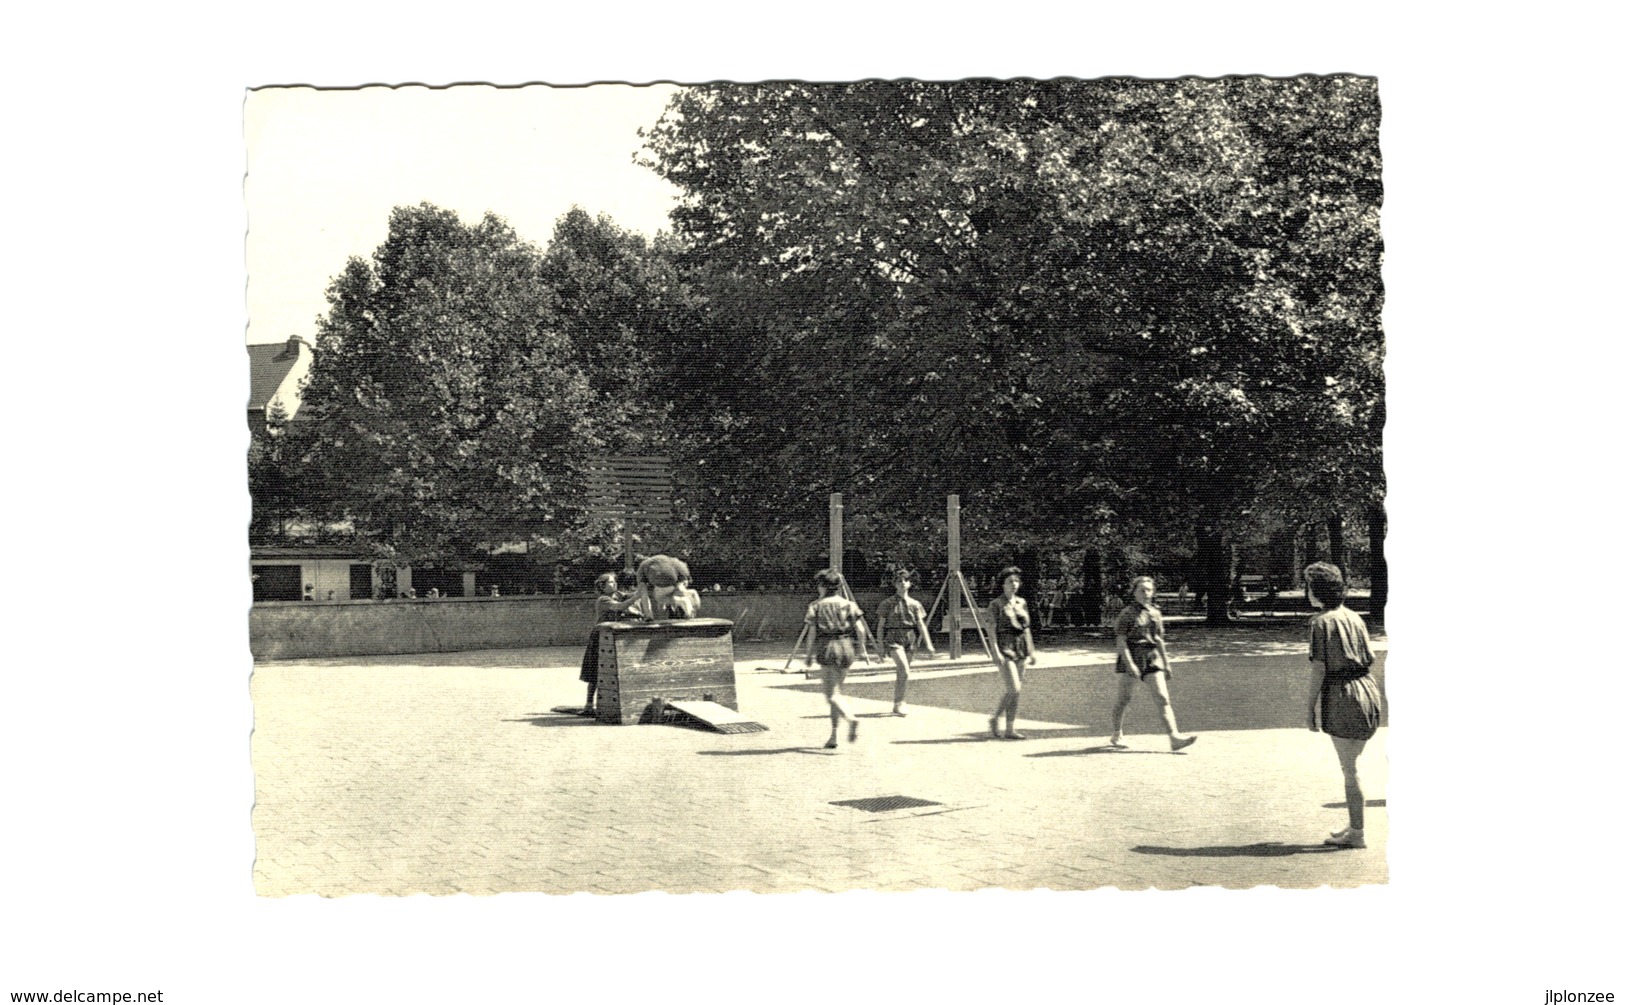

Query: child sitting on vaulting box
(632, 553), (700, 620)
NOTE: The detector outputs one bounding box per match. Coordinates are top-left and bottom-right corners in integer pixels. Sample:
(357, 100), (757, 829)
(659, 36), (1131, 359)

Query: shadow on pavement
(822, 651), (1386, 734)
(696, 747), (828, 756)
(891, 735), (1000, 745)
(1323, 799), (1386, 809)
(987, 726), (1099, 740)
(1133, 842), (1342, 858)
(1028, 746), (1167, 757)
(504, 715), (599, 728)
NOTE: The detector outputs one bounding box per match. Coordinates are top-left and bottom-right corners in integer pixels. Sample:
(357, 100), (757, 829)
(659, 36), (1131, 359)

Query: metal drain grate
(831, 795), (943, 813)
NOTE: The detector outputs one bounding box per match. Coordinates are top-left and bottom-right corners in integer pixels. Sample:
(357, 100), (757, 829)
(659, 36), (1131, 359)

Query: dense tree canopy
(637, 78), (1383, 607)
(258, 78), (1384, 611)
(277, 204), (687, 566)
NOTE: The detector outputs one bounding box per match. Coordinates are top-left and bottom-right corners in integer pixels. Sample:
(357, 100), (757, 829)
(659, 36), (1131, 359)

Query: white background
(3, 3), (1618, 1003)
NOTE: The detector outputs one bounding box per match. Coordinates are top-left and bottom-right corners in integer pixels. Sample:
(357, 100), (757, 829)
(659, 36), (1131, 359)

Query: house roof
(251, 545), (371, 561)
(247, 338), (307, 412)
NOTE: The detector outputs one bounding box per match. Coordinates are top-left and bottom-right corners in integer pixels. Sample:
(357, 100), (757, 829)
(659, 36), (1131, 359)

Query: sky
(244, 83), (682, 345)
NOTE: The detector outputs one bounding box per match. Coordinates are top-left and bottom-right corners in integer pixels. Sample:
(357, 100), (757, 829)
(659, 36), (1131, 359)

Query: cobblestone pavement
(251, 634), (1388, 896)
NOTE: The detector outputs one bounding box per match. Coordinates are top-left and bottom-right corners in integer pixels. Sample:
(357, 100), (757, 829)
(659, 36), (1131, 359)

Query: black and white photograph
(6, 8), (1619, 1002)
(245, 78), (1389, 897)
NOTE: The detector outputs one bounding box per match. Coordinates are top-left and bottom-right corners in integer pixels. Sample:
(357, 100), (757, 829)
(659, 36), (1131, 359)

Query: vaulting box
(595, 618), (737, 725)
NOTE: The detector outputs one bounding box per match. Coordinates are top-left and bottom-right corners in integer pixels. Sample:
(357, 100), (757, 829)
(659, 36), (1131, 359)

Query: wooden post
(830, 492), (843, 576)
(947, 494), (962, 659)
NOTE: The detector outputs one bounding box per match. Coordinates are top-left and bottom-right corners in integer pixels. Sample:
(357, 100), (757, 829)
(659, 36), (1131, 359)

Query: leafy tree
(288, 203), (613, 565)
(539, 207), (695, 415)
(642, 79), (1383, 619)
(247, 401), (300, 543)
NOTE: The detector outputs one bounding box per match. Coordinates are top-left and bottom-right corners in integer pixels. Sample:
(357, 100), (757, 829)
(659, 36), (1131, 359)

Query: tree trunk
(1193, 532), (1212, 605)
(1079, 549), (1103, 627)
(1301, 520), (1321, 567)
(1328, 512), (1346, 574)
(1367, 503), (1387, 622)
(1014, 547), (1039, 602)
(1198, 526), (1228, 624)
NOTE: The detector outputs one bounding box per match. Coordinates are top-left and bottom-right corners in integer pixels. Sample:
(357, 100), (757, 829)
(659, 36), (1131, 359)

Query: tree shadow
(1323, 799), (1386, 808)
(891, 735), (1002, 745)
(816, 651), (1385, 734)
(1133, 842), (1341, 858)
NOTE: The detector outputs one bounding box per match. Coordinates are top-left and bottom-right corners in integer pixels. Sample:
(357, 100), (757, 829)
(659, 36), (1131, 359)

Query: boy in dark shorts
(1305, 561), (1383, 849)
(874, 567), (935, 716)
(803, 568), (873, 749)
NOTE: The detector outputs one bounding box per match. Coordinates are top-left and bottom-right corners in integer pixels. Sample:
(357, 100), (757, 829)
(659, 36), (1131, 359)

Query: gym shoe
(1108, 734), (1125, 748)
(1170, 734), (1198, 752)
(824, 737), (839, 750)
(1004, 729), (1027, 740)
(988, 717), (1003, 739)
(893, 703), (909, 717)
(1324, 828), (1366, 848)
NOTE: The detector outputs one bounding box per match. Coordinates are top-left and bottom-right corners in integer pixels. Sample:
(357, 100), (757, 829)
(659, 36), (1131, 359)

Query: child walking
(1304, 562), (1383, 849)
(874, 567), (936, 716)
(987, 566), (1036, 739)
(803, 568), (873, 749)
(1109, 575), (1198, 751)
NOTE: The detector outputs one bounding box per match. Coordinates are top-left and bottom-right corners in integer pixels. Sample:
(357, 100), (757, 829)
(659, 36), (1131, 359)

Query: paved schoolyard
(250, 621), (1388, 895)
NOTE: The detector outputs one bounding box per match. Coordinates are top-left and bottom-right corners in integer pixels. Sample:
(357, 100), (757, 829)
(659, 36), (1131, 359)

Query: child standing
(578, 572), (643, 717)
(874, 567), (936, 716)
(1109, 575), (1198, 751)
(803, 568), (873, 749)
(987, 566), (1036, 739)
(1304, 562), (1383, 849)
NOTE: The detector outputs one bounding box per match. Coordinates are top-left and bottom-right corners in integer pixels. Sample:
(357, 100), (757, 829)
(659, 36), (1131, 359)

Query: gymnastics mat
(663, 699), (769, 734)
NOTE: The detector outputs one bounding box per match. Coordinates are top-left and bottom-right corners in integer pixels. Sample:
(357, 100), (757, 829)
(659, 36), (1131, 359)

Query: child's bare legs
(1329, 736), (1368, 840)
(1109, 672), (1137, 744)
(583, 683), (597, 715)
(991, 658), (1023, 738)
(1146, 672), (1197, 750)
(822, 666), (857, 747)
(889, 644), (911, 713)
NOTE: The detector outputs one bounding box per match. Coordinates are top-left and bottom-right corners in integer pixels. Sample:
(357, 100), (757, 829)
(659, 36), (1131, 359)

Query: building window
(252, 565), (303, 602)
(349, 564), (373, 600)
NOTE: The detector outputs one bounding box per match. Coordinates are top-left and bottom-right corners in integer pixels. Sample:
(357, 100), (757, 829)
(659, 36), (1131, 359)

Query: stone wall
(249, 590), (901, 661)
